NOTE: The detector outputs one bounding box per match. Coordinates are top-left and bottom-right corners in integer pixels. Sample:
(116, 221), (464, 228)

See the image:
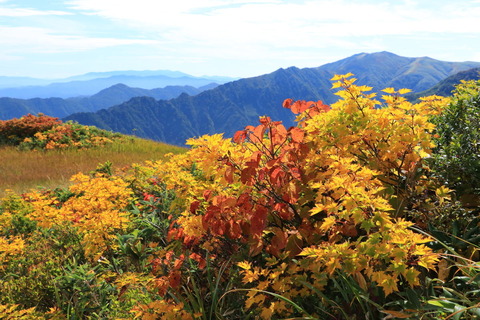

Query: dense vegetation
(1, 75), (479, 319)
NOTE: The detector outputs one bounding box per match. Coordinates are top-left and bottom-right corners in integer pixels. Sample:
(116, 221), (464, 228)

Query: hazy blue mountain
(0, 76), (53, 89)
(64, 52), (480, 146)
(63, 70), (194, 81)
(0, 76), (218, 99)
(62, 70), (236, 83)
(0, 83), (215, 120)
(0, 97), (81, 120)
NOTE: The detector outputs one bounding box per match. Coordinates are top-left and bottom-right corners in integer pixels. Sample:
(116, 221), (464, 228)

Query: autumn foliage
(137, 74), (446, 318)
(0, 113), (61, 144)
(0, 113), (121, 150)
(1, 74), (479, 319)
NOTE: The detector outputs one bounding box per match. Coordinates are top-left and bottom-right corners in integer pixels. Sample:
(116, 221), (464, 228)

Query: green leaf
(427, 299), (455, 310)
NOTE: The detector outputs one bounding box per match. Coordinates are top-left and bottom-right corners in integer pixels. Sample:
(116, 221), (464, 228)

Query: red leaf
(236, 193), (251, 207)
(275, 203), (293, 220)
(233, 130), (247, 143)
(241, 166), (256, 185)
(272, 123), (288, 145)
(283, 98), (293, 109)
(190, 200), (200, 213)
(229, 220), (242, 239)
(251, 206), (268, 236)
(270, 166), (285, 187)
(168, 271), (181, 288)
(290, 100), (311, 114)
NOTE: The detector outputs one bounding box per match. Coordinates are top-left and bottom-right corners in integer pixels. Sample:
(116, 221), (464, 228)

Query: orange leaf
(259, 116), (271, 125)
(250, 124), (265, 144)
(289, 127), (305, 143)
(233, 130), (247, 143)
(224, 166), (234, 183)
(268, 229), (287, 256)
(290, 167), (302, 179)
(381, 310), (412, 319)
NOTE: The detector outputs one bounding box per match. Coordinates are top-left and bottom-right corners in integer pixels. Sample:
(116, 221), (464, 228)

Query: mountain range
(0, 83), (218, 120)
(63, 51), (480, 146)
(0, 70), (235, 99)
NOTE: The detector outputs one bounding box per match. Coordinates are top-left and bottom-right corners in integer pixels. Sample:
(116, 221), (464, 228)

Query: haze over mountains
(65, 51), (480, 145)
(0, 70), (235, 99)
(2, 51), (480, 146)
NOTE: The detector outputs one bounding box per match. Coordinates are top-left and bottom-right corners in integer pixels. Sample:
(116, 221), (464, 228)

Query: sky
(1, 0), (480, 79)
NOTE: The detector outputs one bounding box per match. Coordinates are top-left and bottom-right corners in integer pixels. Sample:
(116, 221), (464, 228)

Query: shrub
(131, 74), (447, 319)
(18, 122), (122, 151)
(430, 79), (480, 198)
(0, 114), (61, 145)
(0, 113), (122, 150)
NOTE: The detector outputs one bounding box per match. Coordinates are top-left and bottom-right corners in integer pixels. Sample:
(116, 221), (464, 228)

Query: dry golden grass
(0, 137), (186, 197)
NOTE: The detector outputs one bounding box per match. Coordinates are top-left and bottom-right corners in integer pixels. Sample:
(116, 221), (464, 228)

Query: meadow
(0, 138), (185, 197)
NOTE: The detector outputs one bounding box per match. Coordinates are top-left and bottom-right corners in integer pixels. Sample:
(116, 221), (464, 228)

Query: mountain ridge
(0, 71), (234, 99)
(65, 52), (480, 146)
(0, 83), (216, 120)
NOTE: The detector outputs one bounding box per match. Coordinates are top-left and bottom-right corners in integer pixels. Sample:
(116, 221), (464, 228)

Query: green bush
(430, 80), (480, 198)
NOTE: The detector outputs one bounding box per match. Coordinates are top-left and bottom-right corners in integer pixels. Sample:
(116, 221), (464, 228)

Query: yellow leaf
(382, 87), (396, 94)
(320, 216), (337, 232)
(398, 88), (412, 95)
(331, 73), (353, 81)
(237, 261), (251, 270)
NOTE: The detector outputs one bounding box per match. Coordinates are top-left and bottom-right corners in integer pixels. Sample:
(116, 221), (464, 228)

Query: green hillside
(407, 67), (480, 101)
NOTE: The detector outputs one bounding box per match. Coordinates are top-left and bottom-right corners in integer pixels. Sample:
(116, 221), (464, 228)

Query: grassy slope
(0, 136), (186, 197)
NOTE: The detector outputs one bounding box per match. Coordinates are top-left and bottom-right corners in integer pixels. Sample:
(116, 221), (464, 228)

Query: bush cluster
(0, 114), (61, 145)
(0, 113), (122, 150)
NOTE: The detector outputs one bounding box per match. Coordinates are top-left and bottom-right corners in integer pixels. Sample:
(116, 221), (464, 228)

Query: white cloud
(2, 0), (480, 77)
(64, 1), (480, 34)
(0, 26), (156, 54)
(62, 0), (480, 58)
(0, 5), (71, 16)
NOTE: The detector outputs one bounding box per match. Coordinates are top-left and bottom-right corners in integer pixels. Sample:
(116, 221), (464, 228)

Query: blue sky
(1, 0), (480, 79)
